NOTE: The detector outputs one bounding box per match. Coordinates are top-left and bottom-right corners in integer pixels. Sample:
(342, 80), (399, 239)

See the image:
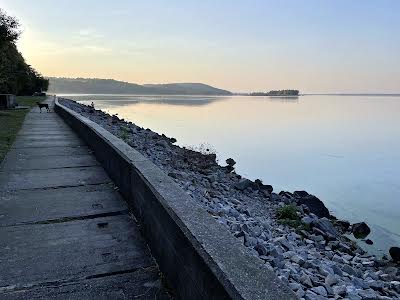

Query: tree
(0, 9), (48, 95)
(0, 8), (20, 43)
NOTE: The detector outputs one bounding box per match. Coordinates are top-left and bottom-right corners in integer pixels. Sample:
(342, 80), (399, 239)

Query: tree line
(250, 90), (299, 96)
(0, 9), (48, 95)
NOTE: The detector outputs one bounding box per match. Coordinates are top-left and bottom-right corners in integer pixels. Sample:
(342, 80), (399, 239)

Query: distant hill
(48, 77), (232, 95)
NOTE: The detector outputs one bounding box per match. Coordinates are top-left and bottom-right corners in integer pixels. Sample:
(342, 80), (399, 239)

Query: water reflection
(62, 94), (400, 256)
(62, 94), (228, 107)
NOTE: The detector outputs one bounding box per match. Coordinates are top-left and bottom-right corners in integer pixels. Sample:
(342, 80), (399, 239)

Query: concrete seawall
(55, 98), (296, 300)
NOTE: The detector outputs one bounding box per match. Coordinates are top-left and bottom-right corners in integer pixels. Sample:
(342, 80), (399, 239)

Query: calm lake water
(63, 94), (400, 255)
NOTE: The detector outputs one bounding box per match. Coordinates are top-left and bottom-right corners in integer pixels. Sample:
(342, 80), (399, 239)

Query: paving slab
(1, 153), (98, 171)
(0, 215), (154, 288)
(0, 184), (126, 226)
(0, 166), (111, 191)
(0, 267), (168, 300)
(3, 146), (91, 159)
(12, 138), (85, 148)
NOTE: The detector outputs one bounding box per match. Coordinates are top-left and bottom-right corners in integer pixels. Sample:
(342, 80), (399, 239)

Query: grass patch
(118, 126), (130, 141)
(0, 96), (45, 162)
(277, 204), (302, 228)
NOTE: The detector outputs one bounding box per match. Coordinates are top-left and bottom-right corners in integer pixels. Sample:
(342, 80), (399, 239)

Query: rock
(300, 274), (313, 287)
(289, 282), (301, 291)
(390, 281), (400, 293)
(234, 178), (255, 191)
(364, 239), (373, 245)
(342, 264), (357, 276)
(352, 222), (371, 239)
(254, 244), (269, 256)
(311, 286), (327, 297)
(296, 195), (330, 218)
(389, 246), (400, 262)
(294, 190), (309, 198)
(155, 140), (170, 149)
(291, 254), (305, 265)
(302, 216), (315, 225)
(226, 158), (236, 166)
(304, 290), (319, 300)
(358, 289), (377, 300)
(324, 274), (338, 286)
(255, 180), (273, 193)
(352, 277), (369, 289)
(313, 217), (338, 237)
(333, 285), (346, 297)
(369, 280), (384, 291)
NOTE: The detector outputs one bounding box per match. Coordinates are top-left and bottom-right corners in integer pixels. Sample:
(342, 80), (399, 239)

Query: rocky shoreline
(60, 98), (400, 300)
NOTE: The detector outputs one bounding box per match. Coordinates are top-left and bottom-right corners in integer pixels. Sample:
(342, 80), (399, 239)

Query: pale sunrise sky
(1, 0), (399, 93)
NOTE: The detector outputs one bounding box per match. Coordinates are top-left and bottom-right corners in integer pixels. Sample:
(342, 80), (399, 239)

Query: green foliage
(277, 204), (299, 220)
(0, 9), (48, 95)
(119, 126), (130, 141)
(277, 204), (303, 228)
(0, 8), (20, 42)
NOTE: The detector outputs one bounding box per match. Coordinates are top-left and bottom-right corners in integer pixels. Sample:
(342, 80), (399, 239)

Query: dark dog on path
(36, 102), (50, 113)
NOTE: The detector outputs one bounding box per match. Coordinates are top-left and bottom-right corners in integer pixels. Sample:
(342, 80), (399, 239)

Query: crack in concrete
(0, 266), (158, 294)
(0, 210), (129, 228)
(0, 181), (113, 192)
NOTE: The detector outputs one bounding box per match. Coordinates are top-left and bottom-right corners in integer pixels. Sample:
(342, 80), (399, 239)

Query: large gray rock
(296, 195), (330, 218)
(234, 178), (255, 191)
(313, 217), (338, 237)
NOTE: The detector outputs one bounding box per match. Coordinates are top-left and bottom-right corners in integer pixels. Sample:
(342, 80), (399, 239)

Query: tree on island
(0, 9), (48, 95)
(250, 89), (299, 96)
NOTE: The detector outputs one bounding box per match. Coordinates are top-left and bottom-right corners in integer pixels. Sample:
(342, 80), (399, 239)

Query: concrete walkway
(0, 99), (168, 299)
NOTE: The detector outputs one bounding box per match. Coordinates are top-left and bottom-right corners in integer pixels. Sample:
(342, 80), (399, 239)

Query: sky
(1, 0), (399, 93)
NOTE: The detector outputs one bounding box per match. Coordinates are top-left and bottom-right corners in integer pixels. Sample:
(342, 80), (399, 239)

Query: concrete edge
(55, 97), (296, 300)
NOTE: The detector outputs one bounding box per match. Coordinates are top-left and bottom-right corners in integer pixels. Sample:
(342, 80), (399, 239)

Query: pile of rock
(61, 98), (400, 300)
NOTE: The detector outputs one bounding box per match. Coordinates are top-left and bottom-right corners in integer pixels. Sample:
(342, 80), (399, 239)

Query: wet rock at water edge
(364, 239), (373, 245)
(389, 246), (400, 262)
(295, 194), (330, 218)
(352, 222), (371, 239)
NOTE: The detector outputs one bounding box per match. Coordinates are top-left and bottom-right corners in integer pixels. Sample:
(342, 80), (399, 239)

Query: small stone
(311, 286), (327, 297)
(300, 274), (313, 288)
(333, 285), (346, 296)
(342, 264), (357, 276)
(358, 289), (378, 299)
(291, 255), (305, 266)
(352, 277), (369, 289)
(155, 139), (170, 148)
(325, 274), (338, 286)
(369, 280), (384, 291)
(254, 244), (269, 256)
(390, 281), (400, 293)
(289, 282), (301, 291)
(364, 239), (373, 245)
